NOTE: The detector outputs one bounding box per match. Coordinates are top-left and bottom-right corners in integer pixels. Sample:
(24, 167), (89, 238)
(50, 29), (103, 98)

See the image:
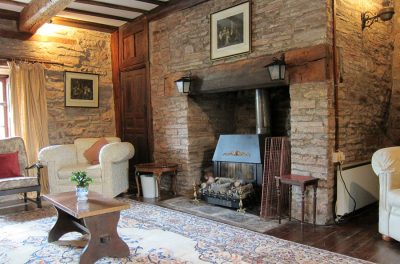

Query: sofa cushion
(84, 138), (108, 165)
(0, 176), (38, 190)
(57, 163), (102, 180)
(75, 137), (121, 164)
(0, 152), (21, 179)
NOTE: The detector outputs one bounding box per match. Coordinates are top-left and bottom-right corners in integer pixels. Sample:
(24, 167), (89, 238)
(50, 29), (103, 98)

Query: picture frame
(65, 71), (99, 108)
(210, 2), (251, 60)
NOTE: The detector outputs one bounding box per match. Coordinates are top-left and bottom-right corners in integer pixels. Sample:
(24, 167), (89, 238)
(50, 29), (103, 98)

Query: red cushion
(0, 152), (21, 179)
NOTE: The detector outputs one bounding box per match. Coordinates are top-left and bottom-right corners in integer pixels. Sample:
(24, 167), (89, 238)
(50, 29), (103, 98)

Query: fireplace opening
(189, 86), (290, 210)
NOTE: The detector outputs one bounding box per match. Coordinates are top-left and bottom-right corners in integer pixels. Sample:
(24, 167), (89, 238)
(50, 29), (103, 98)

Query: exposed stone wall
(149, 0), (335, 223)
(149, 0), (328, 188)
(290, 81), (335, 224)
(334, 0), (393, 162)
(0, 20), (115, 145)
(387, 2), (400, 144)
(234, 90), (256, 135)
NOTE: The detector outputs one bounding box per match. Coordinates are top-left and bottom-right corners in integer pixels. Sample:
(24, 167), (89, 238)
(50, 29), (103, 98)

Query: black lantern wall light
(175, 72), (192, 94)
(265, 55), (286, 81)
(361, 0), (395, 30)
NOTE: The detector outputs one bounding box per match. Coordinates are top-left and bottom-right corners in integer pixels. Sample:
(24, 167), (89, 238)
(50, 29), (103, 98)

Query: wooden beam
(182, 54), (289, 94)
(19, 0), (75, 33)
(0, 9), (20, 20)
(64, 7), (132, 22)
(146, 0), (209, 22)
(285, 44), (332, 83)
(0, 29), (31, 40)
(51, 16), (117, 33)
(136, 0), (166, 5)
(111, 30), (122, 137)
(75, 0), (147, 14)
(0, 28), (77, 45)
(0, 0), (25, 7)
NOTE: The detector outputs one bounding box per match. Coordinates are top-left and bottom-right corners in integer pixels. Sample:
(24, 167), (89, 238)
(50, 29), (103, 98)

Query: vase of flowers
(71, 171), (93, 201)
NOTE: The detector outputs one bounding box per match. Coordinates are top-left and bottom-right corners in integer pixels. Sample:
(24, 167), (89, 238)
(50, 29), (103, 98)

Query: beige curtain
(7, 61), (49, 192)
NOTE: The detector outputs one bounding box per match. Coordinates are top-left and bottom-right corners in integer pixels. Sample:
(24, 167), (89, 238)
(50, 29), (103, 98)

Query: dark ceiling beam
(0, 0), (24, 7)
(64, 7), (132, 21)
(19, 0), (75, 33)
(147, 0), (209, 21)
(75, 0), (147, 14)
(51, 16), (117, 33)
(135, 0), (166, 5)
(0, 8), (19, 20)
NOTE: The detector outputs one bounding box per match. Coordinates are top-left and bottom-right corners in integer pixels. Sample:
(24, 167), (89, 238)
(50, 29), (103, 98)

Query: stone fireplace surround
(153, 45), (334, 225)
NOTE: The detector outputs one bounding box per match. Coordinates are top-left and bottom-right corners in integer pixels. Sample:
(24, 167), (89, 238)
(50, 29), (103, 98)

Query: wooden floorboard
(264, 204), (400, 263)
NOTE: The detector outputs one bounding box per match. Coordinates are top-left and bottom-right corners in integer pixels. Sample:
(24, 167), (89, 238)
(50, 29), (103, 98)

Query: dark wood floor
(1, 194), (400, 263)
(264, 206), (400, 264)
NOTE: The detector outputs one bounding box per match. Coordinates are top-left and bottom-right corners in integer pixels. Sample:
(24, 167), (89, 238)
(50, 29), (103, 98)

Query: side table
(275, 174), (319, 226)
(135, 163), (178, 198)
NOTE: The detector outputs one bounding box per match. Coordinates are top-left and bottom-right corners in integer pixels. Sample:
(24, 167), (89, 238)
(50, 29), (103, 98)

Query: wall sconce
(265, 55), (286, 81)
(361, 0), (395, 30)
(175, 72), (192, 94)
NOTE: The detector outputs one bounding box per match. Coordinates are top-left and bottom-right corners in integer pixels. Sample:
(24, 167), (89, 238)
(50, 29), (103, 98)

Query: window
(0, 77), (9, 139)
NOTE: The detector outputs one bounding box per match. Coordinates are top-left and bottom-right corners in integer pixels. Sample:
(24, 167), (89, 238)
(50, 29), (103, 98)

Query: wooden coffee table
(43, 191), (130, 264)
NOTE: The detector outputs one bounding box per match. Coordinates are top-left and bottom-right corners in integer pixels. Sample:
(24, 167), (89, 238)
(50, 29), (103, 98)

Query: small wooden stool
(275, 174), (319, 226)
(135, 163), (178, 198)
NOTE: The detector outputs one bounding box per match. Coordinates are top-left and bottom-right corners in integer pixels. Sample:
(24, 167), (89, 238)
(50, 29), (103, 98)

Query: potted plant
(71, 171), (93, 201)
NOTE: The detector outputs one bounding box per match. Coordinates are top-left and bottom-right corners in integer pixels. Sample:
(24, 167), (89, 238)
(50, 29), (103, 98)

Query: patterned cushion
(57, 163), (102, 180)
(0, 177), (38, 191)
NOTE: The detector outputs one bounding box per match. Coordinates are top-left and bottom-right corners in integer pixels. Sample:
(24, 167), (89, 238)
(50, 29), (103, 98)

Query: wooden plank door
(120, 68), (150, 190)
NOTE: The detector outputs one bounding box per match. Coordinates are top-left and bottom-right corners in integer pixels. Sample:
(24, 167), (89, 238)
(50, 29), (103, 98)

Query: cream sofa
(372, 147), (400, 242)
(38, 137), (134, 198)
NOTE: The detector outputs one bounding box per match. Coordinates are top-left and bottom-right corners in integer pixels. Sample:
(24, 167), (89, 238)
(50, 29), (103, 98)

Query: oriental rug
(0, 199), (371, 264)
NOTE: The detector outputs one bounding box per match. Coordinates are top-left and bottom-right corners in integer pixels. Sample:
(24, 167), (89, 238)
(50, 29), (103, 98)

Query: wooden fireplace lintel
(164, 44), (332, 95)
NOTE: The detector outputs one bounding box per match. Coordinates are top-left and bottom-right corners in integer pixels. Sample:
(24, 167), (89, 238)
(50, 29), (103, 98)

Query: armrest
(25, 163), (43, 185)
(38, 144), (77, 164)
(372, 147), (400, 190)
(99, 142), (135, 164)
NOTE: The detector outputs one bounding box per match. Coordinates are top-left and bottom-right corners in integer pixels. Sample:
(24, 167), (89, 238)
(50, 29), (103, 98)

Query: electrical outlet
(332, 151), (345, 163)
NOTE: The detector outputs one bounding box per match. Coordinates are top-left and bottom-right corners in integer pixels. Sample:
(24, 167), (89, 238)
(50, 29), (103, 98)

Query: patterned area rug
(160, 196), (284, 233)
(0, 199), (371, 264)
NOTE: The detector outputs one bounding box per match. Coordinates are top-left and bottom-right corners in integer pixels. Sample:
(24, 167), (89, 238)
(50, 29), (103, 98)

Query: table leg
(276, 178), (281, 224)
(301, 186), (305, 224)
(135, 171), (141, 198)
(313, 184), (317, 226)
(171, 170), (177, 195)
(288, 185), (292, 221)
(48, 207), (85, 242)
(155, 173), (162, 198)
(80, 212), (129, 264)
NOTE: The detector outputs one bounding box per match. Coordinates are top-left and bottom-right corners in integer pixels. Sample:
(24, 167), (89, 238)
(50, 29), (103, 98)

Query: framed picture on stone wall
(65, 71), (99, 108)
(210, 1), (251, 60)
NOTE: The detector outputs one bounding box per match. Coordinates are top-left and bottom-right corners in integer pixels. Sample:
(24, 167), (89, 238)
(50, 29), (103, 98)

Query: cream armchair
(372, 147), (400, 242)
(38, 137), (134, 198)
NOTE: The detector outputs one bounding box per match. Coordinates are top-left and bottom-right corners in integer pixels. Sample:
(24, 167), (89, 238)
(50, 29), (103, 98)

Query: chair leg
(37, 191), (42, 208)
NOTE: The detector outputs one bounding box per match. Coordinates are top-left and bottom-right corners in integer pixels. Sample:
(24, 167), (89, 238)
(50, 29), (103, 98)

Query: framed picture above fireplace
(65, 71), (99, 108)
(210, 1), (251, 60)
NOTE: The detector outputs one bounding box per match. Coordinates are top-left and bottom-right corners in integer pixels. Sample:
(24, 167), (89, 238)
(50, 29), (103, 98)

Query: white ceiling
(0, 0), (169, 29)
